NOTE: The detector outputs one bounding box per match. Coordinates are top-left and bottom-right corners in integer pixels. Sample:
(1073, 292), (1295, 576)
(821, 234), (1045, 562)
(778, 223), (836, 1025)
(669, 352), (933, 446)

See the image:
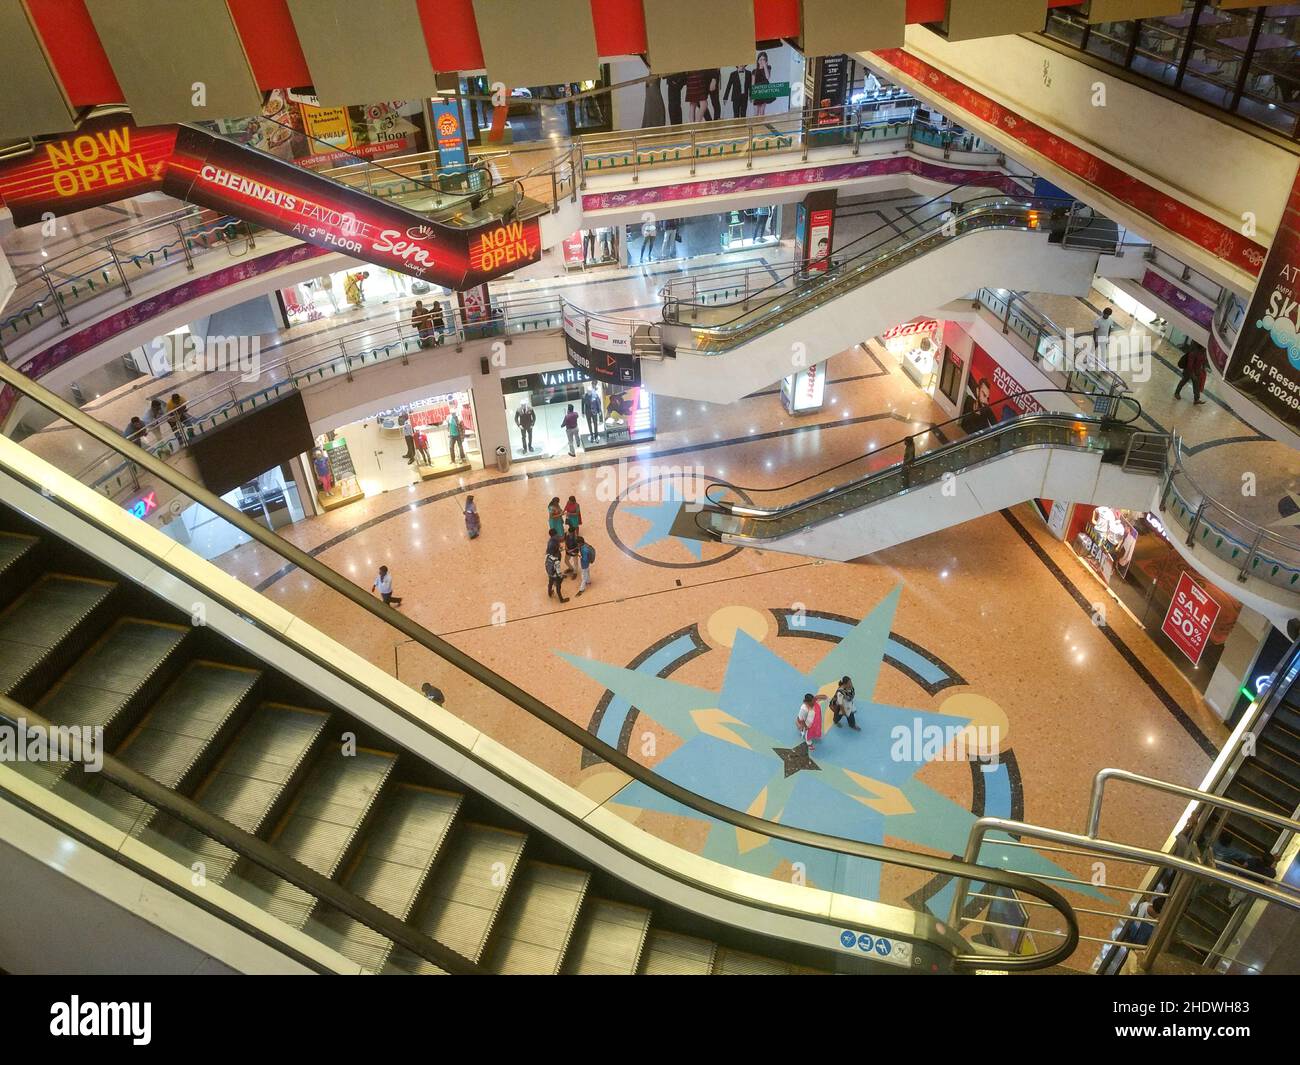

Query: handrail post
(175, 222), (195, 270)
(1239, 529), (1265, 582)
(801, 107), (811, 162)
(1159, 467), (1175, 512)
(107, 241), (133, 297)
(632, 133), (640, 183)
(689, 129), (697, 176)
(38, 265), (69, 326)
(746, 124), (755, 169)
(1140, 871), (1196, 972)
(1186, 500), (1208, 547)
(550, 169), (558, 212)
(340, 340), (352, 382)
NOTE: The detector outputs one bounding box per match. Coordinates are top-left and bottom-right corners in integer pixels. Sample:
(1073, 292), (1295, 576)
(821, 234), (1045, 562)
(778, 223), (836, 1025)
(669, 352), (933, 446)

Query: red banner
(1161, 571), (1222, 666)
(0, 116), (176, 226)
(967, 343), (1046, 422)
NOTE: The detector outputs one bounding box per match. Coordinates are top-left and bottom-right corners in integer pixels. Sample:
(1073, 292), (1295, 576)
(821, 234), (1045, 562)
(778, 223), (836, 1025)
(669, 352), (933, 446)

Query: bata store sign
(0, 120), (540, 290)
(563, 307), (641, 385)
(1161, 572), (1222, 666)
(1225, 172), (1300, 429)
(0, 117), (178, 225)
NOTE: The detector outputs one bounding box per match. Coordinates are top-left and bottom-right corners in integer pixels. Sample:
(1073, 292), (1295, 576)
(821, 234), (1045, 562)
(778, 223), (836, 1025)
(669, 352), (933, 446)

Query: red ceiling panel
(25, 0), (121, 106)
(227, 0), (310, 89)
(591, 0), (646, 55)
(418, 0), (484, 72)
(755, 0), (799, 39)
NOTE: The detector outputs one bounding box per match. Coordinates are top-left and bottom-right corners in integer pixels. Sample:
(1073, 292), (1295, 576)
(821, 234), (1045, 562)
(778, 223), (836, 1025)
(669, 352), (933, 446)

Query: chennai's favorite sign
(1225, 176), (1300, 428)
(0, 117), (177, 225)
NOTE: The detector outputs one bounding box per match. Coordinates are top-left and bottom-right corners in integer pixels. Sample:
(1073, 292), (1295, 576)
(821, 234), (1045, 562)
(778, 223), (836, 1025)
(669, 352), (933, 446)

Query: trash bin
(495, 445), (510, 473)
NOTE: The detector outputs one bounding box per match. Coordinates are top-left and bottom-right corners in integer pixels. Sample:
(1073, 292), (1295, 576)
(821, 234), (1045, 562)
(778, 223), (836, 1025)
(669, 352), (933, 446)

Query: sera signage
(0, 117), (177, 226)
(1161, 571), (1222, 666)
(0, 120), (540, 290)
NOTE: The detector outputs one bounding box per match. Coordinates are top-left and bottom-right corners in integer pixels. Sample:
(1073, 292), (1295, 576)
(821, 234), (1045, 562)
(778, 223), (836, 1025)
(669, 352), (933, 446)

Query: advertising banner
(0, 116), (178, 226)
(1161, 571), (1222, 666)
(808, 208), (834, 273)
(965, 344), (1046, 421)
(1223, 172), (1300, 429)
(429, 99), (467, 171)
(563, 308), (641, 385)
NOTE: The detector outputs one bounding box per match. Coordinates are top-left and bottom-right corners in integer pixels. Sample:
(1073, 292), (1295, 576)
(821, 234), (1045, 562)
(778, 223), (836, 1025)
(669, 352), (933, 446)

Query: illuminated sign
(126, 491), (159, 520)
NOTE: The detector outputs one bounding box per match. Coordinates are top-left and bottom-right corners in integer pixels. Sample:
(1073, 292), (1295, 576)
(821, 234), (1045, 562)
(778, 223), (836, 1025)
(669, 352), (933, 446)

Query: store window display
(503, 368), (655, 460)
(625, 207), (780, 266)
(562, 227), (619, 270)
(280, 267), (450, 327)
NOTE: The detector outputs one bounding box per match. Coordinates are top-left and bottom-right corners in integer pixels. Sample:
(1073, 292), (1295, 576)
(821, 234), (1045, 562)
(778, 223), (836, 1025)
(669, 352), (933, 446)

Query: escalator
(0, 505), (838, 974)
(1164, 655), (1300, 966)
(643, 193), (1106, 404)
(0, 362), (1084, 975)
(687, 392), (1169, 560)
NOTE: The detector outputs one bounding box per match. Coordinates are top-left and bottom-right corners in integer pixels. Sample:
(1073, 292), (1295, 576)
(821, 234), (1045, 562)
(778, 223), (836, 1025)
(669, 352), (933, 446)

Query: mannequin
(642, 75), (667, 128)
(724, 66), (752, 119)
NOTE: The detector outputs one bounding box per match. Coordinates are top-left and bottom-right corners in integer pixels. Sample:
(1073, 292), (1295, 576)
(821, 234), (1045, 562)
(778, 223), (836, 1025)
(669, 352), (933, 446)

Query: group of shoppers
(546, 494), (596, 602)
(400, 409), (467, 467)
(123, 392), (191, 448)
(795, 678), (860, 753)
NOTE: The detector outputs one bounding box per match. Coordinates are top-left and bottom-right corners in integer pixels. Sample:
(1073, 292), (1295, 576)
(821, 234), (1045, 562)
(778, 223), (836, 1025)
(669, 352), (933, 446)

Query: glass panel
(1179, 6), (1254, 110)
(1237, 13), (1300, 135)
(1044, 9), (1088, 48)
(1084, 20), (1136, 65)
(1133, 7), (1194, 87)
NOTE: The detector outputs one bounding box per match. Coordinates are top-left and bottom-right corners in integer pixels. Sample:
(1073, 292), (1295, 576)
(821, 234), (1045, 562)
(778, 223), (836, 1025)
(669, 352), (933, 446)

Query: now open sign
(1161, 571), (1221, 666)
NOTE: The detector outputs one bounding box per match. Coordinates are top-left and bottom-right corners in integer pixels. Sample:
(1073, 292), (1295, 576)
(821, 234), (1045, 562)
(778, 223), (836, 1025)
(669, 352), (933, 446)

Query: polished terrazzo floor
(183, 340), (1227, 969)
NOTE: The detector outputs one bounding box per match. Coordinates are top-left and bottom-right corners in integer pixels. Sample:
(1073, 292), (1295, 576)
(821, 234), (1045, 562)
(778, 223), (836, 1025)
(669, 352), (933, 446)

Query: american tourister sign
(0, 118), (540, 291)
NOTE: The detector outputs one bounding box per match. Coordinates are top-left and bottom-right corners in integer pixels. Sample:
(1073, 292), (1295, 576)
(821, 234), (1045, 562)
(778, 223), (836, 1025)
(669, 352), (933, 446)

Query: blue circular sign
(857, 933), (874, 953)
(839, 929), (856, 949)
(874, 938), (892, 956)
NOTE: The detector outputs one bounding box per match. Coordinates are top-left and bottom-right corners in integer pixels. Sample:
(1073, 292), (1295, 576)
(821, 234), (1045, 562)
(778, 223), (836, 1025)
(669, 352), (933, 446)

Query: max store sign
(0, 118), (540, 291)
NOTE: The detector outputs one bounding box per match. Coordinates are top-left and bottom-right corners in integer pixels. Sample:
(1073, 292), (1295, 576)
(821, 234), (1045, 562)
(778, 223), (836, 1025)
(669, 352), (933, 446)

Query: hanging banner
(1223, 171), (1300, 429)
(563, 308), (641, 385)
(0, 115), (178, 226)
(1161, 571), (1222, 666)
(429, 99), (467, 171)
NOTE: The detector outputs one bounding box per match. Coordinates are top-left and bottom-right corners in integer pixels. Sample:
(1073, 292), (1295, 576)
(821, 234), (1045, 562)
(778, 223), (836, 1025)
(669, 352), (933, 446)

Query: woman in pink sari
(796, 693), (825, 751)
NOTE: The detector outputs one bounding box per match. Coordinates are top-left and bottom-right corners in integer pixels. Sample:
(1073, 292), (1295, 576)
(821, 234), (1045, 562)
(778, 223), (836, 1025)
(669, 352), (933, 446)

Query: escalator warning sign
(839, 929), (912, 967)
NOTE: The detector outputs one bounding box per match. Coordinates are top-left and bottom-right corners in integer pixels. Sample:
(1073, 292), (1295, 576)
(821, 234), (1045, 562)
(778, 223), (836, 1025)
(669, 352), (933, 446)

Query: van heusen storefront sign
(562, 306), (641, 385)
(0, 118), (540, 291)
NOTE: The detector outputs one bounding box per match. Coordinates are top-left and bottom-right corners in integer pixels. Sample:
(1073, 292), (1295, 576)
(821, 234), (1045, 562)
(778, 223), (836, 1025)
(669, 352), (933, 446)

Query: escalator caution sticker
(839, 929), (913, 967)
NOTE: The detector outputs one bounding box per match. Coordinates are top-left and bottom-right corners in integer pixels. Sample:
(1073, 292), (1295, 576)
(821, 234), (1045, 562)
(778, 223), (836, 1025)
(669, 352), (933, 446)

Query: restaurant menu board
(0, 118), (541, 291)
(1224, 169), (1300, 429)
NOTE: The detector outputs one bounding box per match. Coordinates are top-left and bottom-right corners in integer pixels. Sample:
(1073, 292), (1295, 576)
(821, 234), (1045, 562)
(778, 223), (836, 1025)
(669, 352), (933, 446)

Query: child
(577, 537), (595, 596)
(796, 693), (825, 752)
(463, 495), (481, 539)
(414, 428), (431, 466)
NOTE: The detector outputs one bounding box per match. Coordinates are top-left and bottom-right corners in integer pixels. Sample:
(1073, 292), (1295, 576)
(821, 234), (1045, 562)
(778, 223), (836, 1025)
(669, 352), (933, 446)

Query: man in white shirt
(400, 414), (416, 464)
(1092, 307), (1117, 361)
(372, 566), (402, 607)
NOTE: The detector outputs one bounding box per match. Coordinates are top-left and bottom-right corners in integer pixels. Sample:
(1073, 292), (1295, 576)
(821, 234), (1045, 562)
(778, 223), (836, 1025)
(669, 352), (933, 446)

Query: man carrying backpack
(546, 539), (569, 604)
(577, 537), (596, 596)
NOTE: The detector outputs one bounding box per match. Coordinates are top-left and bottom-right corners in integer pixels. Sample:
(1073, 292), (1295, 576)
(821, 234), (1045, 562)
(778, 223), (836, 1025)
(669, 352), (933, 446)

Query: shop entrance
(503, 367), (655, 461)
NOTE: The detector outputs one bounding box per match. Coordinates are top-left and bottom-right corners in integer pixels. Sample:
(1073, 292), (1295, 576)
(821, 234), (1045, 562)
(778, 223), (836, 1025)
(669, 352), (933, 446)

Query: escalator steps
(34, 618), (188, 734)
(483, 861), (590, 975)
(1260, 721), (1300, 766)
(639, 930), (717, 976)
(180, 703), (331, 884)
(713, 948), (823, 975)
(252, 746), (397, 930)
(91, 660), (262, 831)
(1236, 761), (1299, 812)
(393, 823), (527, 971)
(322, 785), (463, 971)
(0, 532), (41, 609)
(0, 573), (115, 696)
(561, 899), (652, 975)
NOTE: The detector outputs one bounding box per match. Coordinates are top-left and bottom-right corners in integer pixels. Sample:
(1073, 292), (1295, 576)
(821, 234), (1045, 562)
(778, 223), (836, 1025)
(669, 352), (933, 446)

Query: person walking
(371, 565), (402, 607)
(830, 676), (860, 731)
(515, 401), (536, 452)
(582, 387), (603, 440)
(463, 494), (481, 539)
(447, 408), (467, 463)
(559, 405), (579, 455)
(546, 538), (569, 603)
(400, 413), (416, 464)
(547, 497), (565, 538)
(421, 682), (445, 704)
(1174, 342), (1209, 405)
(414, 427), (431, 466)
(1092, 307), (1117, 360)
(796, 693), (825, 752)
(577, 536), (595, 596)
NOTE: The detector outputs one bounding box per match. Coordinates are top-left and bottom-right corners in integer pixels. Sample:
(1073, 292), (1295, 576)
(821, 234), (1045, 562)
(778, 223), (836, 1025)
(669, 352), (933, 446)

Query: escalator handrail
(0, 694), (480, 974)
(0, 358), (1081, 972)
(660, 184), (1044, 310)
(703, 390), (1146, 516)
(664, 200), (1070, 347)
